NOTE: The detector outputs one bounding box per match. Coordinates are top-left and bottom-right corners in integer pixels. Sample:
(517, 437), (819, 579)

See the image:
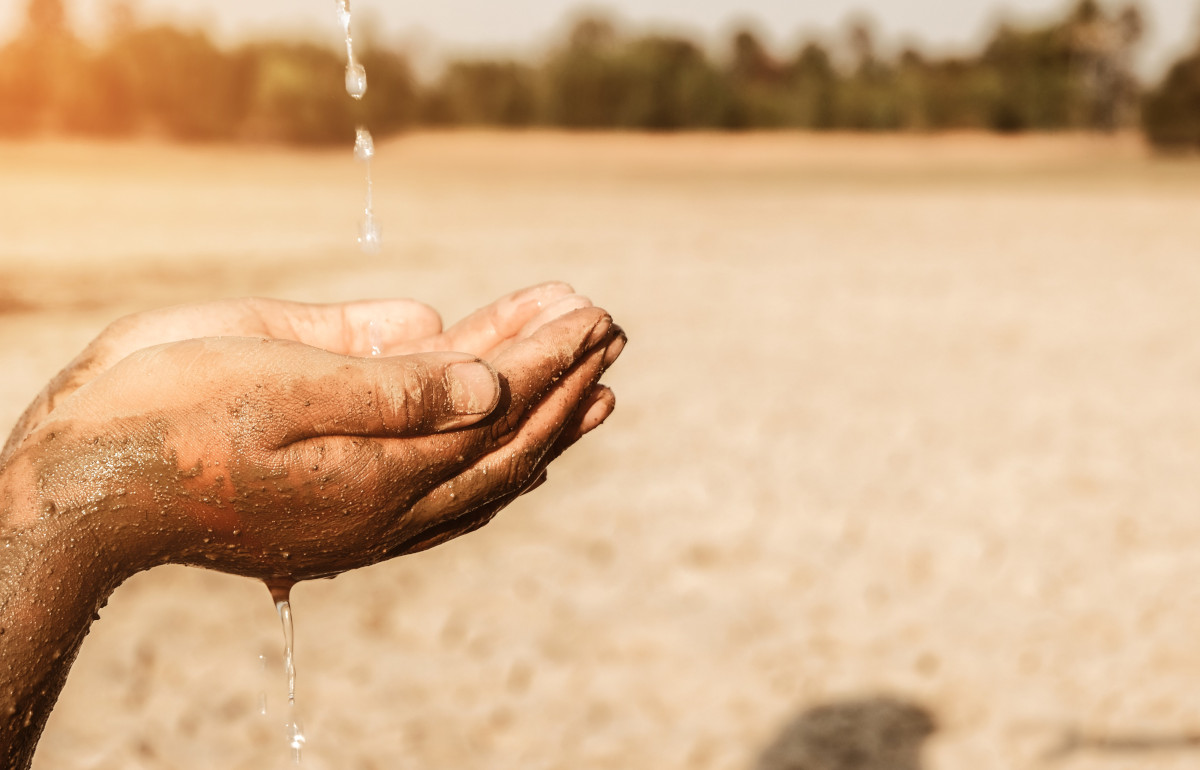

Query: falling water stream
(355, 127), (380, 253)
(266, 581), (305, 764)
(260, 5), (387, 763)
(336, 0), (380, 253)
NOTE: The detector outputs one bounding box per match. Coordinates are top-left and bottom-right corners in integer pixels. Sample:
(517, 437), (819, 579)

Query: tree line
(1, 0), (1198, 150)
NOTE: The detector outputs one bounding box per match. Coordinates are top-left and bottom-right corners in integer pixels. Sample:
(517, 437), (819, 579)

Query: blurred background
(0, 0), (1199, 145)
(4, 1), (1200, 769)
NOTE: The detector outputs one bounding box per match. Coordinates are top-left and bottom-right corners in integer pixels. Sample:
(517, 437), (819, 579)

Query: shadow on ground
(755, 695), (936, 770)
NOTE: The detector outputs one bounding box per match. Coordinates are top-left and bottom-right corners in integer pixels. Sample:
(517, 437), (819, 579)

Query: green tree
(784, 41), (838, 129)
(725, 28), (793, 128)
(544, 15), (630, 128)
(1143, 47), (1200, 150)
(240, 42), (349, 144)
(429, 60), (539, 126)
(357, 48), (420, 133)
(105, 25), (248, 140)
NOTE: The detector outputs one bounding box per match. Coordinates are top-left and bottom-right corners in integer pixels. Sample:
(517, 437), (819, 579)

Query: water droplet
(354, 127), (374, 161)
(368, 320), (383, 357)
(257, 654), (269, 716)
(345, 63), (367, 99)
(288, 717), (307, 761)
(335, 0), (380, 250)
(358, 216), (381, 254)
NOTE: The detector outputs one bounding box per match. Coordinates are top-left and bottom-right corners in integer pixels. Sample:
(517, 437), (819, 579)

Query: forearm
(0, 497), (126, 770)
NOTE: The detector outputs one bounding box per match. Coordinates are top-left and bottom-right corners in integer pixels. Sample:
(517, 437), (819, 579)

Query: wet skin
(0, 283), (625, 769)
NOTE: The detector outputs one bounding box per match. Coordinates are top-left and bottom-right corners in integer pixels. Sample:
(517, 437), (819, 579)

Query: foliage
(0, 0), (1188, 146)
(1143, 50), (1200, 150)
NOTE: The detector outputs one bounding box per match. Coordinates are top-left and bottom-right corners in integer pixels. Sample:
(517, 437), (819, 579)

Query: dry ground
(2, 132), (1200, 769)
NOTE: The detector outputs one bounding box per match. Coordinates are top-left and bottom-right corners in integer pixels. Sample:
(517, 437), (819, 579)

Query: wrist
(0, 447), (144, 583)
(0, 472), (128, 770)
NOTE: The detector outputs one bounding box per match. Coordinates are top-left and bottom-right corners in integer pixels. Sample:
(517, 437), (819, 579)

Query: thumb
(275, 349), (500, 444)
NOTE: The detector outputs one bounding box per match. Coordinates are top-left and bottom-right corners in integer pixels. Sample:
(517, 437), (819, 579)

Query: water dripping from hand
(267, 580), (305, 764)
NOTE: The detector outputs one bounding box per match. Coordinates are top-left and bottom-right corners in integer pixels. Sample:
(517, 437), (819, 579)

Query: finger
(487, 306), (613, 433)
(524, 470), (550, 495)
(427, 330), (622, 516)
(388, 487), (525, 557)
(90, 297), (440, 363)
(397, 340), (612, 543)
(314, 332), (619, 559)
(534, 331), (623, 461)
(563, 385), (617, 447)
(353, 438), (556, 559)
(516, 295), (595, 341)
(272, 346), (501, 444)
(400, 282), (576, 358)
(294, 312), (617, 522)
(601, 326), (627, 369)
(280, 310), (616, 536)
(482, 293), (596, 360)
(253, 298), (444, 356)
(17, 297), (444, 430)
(399, 384), (612, 555)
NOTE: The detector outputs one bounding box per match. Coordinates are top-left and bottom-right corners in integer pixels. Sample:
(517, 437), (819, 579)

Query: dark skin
(0, 282), (625, 769)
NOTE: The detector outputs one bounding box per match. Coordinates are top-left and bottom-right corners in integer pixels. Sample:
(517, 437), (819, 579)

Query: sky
(0, 0), (1196, 77)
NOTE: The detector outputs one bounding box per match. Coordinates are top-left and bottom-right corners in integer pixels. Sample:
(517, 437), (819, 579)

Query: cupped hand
(0, 282), (586, 464)
(0, 305), (623, 582)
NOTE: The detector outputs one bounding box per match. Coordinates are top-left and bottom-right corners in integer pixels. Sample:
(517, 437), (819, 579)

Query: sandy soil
(3, 132), (1200, 769)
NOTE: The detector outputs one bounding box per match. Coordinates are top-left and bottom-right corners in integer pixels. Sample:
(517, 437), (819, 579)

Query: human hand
(1, 282), (590, 464)
(0, 291), (623, 582)
(0, 286), (623, 768)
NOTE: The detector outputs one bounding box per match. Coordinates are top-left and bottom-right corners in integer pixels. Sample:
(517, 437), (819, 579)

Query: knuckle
(396, 361), (437, 430)
(391, 367), (419, 428)
(501, 448), (539, 491)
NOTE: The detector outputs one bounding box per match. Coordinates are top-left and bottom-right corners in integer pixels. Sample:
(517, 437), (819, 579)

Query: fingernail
(446, 362), (499, 421)
(581, 397), (613, 434)
(585, 314), (613, 349)
(603, 332), (626, 367)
